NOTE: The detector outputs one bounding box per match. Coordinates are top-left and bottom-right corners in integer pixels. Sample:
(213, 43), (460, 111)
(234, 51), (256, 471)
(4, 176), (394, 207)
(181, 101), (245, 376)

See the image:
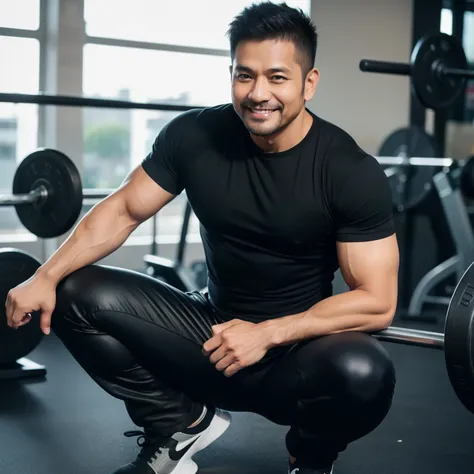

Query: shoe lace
(124, 430), (163, 460)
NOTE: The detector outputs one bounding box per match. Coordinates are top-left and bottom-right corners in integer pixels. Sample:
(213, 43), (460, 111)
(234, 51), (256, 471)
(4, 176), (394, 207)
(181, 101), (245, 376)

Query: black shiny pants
(51, 265), (396, 468)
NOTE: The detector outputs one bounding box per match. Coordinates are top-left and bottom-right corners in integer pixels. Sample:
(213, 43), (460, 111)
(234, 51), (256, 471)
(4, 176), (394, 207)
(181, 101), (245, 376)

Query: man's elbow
(374, 303), (396, 331)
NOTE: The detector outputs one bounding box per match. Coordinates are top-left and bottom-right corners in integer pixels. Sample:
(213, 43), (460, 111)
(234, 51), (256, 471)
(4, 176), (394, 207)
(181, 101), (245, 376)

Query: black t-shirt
(142, 104), (395, 322)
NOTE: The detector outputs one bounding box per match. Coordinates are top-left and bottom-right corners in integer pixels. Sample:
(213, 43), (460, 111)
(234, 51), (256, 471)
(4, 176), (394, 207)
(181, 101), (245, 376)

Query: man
(6, 2), (399, 474)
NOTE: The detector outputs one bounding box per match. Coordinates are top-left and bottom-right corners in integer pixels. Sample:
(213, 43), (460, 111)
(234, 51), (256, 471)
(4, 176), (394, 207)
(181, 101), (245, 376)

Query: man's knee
(301, 332), (396, 405)
(53, 266), (118, 331)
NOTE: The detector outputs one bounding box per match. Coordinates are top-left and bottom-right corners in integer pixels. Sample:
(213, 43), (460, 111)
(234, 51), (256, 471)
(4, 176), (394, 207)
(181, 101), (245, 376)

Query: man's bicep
(336, 235), (399, 311)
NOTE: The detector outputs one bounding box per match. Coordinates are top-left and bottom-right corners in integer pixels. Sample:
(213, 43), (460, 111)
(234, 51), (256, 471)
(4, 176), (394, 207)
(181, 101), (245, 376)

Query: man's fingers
(40, 311), (52, 335)
(223, 362), (242, 378)
(209, 345), (228, 365)
(211, 319), (241, 335)
(202, 334), (221, 356)
(215, 354), (236, 373)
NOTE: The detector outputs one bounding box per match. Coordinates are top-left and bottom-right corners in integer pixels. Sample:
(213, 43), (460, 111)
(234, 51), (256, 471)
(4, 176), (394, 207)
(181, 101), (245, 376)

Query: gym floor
(1, 315), (473, 474)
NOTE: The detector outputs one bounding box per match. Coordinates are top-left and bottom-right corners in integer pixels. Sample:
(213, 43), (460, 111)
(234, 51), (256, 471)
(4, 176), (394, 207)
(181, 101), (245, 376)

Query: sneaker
(113, 406), (231, 474)
(288, 459), (334, 474)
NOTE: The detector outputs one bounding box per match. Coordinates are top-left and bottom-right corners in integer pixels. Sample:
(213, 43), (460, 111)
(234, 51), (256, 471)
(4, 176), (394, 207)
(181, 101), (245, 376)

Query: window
(440, 8), (453, 35)
(0, 36), (39, 235)
(464, 11), (474, 63)
(0, 0), (40, 30)
(84, 0), (311, 50)
(83, 0), (311, 241)
(82, 44), (232, 192)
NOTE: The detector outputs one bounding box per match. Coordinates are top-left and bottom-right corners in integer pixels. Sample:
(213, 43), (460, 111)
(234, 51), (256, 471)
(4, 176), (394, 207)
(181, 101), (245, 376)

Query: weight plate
(378, 126), (438, 211)
(444, 261), (474, 414)
(411, 33), (468, 109)
(13, 149), (83, 238)
(0, 248), (43, 366)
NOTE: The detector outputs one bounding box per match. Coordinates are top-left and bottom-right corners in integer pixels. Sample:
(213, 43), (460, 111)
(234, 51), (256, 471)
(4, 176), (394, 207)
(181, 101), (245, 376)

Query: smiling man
(6, 2), (399, 474)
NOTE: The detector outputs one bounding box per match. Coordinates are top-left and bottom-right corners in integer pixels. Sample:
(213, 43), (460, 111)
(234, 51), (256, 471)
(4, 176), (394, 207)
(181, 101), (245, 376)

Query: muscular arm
(260, 234), (399, 348)
(37, 166), (175, 284)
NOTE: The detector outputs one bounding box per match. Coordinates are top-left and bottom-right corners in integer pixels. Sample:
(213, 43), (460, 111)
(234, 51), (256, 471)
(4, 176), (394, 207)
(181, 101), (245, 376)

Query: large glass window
(83, 0), (311, 241)
(0, 36), (39, 235)
(82, 44), (232, 190)
(84, 0), (311, 49)
(0, 0), (40, 30)
(440, 8), (453, 35)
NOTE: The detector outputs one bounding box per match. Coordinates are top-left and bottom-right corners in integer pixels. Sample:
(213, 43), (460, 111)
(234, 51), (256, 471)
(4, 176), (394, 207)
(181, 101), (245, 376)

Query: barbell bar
(0, 187), (112, 207)
(360, 32), (473, 109)
(0, 156), (457, 208)
(2, 147), (472, 239)
(1, 156), (454, 210)
(375, 326), (445, 350)
(0, 92), (200, 112)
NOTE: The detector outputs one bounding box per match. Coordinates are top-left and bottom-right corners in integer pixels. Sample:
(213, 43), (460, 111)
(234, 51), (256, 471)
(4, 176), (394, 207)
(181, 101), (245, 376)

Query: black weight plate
(13, 149), (83, 238)
(444, 261), (474, 414)
(378, 126), (438, 211)
(411, 33), (468, 109)
(0, 248), (43, 365)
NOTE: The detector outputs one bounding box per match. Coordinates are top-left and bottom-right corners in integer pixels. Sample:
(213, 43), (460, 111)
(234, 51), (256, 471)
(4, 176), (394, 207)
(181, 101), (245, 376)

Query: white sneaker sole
(172, 409), (232, 474)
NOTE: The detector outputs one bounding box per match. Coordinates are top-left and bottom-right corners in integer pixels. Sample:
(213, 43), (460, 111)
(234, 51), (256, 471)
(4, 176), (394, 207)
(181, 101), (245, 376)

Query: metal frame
(0, 27), (40, 39)
(86, 35), (230, 58)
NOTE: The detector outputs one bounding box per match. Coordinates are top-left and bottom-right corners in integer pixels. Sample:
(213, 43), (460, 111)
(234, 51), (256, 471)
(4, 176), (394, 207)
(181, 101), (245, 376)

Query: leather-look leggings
(51, 265), (396, 468)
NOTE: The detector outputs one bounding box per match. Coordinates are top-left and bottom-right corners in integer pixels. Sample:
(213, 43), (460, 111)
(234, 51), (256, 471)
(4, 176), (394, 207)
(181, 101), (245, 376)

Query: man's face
(231, 39), (313, 138)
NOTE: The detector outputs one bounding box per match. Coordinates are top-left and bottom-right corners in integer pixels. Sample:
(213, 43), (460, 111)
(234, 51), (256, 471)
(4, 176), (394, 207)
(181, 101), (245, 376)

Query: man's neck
(252, 110), (313, 154)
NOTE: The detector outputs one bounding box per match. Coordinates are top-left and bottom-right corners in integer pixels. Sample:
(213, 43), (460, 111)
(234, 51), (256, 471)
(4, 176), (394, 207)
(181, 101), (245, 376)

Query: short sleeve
(334, 155), (395, 242)
(141, 117), (186, 195)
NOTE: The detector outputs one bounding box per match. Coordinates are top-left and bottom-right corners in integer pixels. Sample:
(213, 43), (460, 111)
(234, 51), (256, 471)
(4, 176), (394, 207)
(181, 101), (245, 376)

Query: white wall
(308, 0), (413, 154)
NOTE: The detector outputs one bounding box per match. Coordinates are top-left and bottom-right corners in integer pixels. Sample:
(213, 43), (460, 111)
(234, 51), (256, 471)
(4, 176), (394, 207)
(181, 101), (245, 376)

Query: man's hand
(202, 319), (273, 377)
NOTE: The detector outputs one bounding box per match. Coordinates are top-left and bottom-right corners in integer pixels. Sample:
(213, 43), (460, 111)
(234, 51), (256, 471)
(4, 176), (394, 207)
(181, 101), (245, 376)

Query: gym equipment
(360, 33), (474, 109)
(0, 92), (199, 112)
(144, 199), (207, 292)
(10, 149), (83, 238)
(378, 126), (438, 211)
(0, 248), (46, 379)
(377, 153), (474, 319)
(375, 257), (474, 414)
(406, 159), (474, 319)
(0, 149), (113, 238)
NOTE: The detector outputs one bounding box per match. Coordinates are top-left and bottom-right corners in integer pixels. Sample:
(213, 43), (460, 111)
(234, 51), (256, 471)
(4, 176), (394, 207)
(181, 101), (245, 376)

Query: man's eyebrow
(234, 65), (291, 74)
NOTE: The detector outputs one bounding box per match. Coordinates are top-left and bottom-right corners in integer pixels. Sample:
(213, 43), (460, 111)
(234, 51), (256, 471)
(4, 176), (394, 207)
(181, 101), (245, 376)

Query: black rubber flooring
(1, 320), (473, 474)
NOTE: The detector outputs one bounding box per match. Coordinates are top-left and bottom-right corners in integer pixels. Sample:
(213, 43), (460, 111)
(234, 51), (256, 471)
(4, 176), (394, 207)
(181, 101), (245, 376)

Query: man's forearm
(260, 289), (395, 349)
(37, 197), (138, 285)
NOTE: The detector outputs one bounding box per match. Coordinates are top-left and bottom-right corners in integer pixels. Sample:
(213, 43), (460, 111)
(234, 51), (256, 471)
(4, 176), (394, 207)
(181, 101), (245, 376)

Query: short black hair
(227, 2), (317, 76)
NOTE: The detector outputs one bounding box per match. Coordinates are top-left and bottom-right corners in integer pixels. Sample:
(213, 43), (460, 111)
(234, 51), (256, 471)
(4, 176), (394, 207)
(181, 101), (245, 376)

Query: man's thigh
(56, 265), (259, 411)
(236, 331), (395, 426)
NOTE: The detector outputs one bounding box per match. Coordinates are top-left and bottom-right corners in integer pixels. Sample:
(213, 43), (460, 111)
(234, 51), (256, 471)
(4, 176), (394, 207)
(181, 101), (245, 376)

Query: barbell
(360, 32), (474, 109)
(376, 260), (474, 414)
(0, 149), (112, 238)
